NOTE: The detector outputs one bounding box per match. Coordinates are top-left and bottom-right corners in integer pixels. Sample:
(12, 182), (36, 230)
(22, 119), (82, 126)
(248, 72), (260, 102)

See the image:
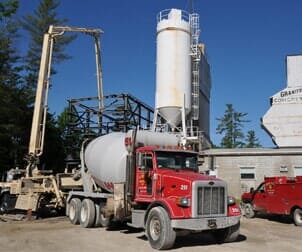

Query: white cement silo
(155, 9), (191, 128)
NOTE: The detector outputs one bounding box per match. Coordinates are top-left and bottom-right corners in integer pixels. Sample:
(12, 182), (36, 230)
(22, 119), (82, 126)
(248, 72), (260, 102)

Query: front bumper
(171, 215), (240, 231)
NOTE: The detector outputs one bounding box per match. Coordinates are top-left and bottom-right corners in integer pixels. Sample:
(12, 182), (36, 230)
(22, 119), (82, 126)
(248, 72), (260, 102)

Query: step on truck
(241, 176), (302, 226)
(66, 129), (241, 250)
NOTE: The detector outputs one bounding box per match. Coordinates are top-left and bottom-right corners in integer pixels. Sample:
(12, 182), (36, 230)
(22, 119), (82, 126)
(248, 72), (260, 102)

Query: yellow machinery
(0, 25), (103, 218)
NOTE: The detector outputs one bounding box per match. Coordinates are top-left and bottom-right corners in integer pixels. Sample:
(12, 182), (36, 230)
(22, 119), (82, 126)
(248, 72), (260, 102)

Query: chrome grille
(197, 186), (225, 216)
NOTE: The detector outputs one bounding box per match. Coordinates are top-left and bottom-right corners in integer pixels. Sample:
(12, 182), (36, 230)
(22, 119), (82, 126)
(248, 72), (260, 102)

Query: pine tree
(0, 0), (31, 174)
(56, 106), (81, 164)
(20, 0), (76, 101)
(39, 113), (66, 173)
(216, 104), (250, 148)
(0, 0), (20, 89)
(245, 130), (261, 148)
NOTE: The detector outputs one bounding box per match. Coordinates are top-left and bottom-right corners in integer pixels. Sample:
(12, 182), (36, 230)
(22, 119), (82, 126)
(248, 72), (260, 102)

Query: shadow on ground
(255, 214), (293, 225)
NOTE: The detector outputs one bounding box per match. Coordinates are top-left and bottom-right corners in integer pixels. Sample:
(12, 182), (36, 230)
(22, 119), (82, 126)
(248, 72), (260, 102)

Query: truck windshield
(156, 151), (198, 172)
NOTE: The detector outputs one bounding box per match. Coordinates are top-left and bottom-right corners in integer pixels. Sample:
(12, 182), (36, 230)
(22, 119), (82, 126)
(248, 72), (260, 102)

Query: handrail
(157, 9), (190, 23)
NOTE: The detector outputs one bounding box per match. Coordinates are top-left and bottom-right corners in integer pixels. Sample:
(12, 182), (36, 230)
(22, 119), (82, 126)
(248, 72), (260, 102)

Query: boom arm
(26, 25), (104, 177)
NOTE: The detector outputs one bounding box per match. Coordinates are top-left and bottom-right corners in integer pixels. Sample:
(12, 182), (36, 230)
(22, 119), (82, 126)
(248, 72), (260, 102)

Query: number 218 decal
(180, 184), (188, 190)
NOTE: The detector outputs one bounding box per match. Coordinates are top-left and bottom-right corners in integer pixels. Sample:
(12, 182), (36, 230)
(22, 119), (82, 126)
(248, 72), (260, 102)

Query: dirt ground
(0, 214), (301, 252)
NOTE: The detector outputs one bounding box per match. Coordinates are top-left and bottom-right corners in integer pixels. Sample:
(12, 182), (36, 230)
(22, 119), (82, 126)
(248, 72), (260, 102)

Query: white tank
(84, 130), (180, 192)
(155, 9), (192, 128)
(84, 132), (127, 192)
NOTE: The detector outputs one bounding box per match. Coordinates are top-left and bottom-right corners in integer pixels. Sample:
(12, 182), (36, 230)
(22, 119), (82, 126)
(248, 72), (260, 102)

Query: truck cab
(130, 146), (241, 248)
(241, 182), (267, 214)
(135, 147), (199, 201)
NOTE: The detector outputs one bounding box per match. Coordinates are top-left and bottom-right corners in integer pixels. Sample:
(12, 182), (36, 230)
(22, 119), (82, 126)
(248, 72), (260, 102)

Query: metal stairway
(190, 13), (201, 120)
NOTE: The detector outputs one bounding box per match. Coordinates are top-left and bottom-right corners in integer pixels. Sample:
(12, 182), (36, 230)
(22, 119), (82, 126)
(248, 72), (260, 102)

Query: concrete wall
(199, 148), (302, 199)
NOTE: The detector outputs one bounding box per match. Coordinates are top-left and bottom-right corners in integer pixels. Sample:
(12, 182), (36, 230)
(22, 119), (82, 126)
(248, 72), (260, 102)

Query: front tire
(80, 198), (96, 228)
(293, 208), (302, 226)
(146, 206), (176, 250)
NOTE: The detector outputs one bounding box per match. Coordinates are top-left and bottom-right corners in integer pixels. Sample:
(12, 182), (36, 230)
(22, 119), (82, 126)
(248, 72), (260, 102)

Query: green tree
(0, 85), (32, 171)
(0, 0), (18, 22)
(57, 106), (84, 166)
(245, 130), (261, 148)
(20, 0), (76, 100)
(0, 0), (20, 89)
(216, 104), (250, 148)
(57, 107), (72, 157)
(39, 113), (66, 173)
(0, 0), (31, 175)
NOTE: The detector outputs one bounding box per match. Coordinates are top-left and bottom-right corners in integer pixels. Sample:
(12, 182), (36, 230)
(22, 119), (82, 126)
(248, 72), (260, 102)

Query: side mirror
(250, 187), (254, 193)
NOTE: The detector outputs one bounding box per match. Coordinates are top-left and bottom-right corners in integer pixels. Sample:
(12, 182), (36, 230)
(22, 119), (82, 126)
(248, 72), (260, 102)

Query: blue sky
(17, 0), (302, 147)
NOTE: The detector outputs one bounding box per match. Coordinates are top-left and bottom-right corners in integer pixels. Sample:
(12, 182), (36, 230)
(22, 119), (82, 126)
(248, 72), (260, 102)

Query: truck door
(253, 183), (268, 212)
(135, 152), (154, 199)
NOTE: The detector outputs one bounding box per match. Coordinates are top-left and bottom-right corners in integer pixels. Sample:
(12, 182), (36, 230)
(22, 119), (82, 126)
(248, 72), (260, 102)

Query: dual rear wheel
(68, 197), (110, 228)
(69, 201), (176, 249)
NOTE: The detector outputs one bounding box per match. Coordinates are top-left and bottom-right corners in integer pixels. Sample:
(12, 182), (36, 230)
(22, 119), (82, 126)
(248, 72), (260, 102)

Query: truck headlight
(227, 196), (236, 206)
(176, 197), (190, 207)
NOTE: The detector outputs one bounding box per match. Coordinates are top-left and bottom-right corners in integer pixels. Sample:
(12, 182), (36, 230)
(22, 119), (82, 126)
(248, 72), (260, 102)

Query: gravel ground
(0, 214), (301, 252)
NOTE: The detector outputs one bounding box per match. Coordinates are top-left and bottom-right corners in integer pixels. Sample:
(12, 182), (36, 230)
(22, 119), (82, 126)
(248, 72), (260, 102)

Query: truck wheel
(0, 200), (7, 214)
(293, 208), (302, 226)
(95, 202), (110, 227)
(68, 198), (81, 225)
(80, 198), (96, 228)
(146, 206), (176, 250)
(243, 203), (255, 218)
(0, 193), (8, 214)
(213, 222), (240, 243)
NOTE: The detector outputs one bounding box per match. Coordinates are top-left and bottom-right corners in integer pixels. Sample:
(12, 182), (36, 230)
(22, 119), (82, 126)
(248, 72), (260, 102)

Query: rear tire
(95, 202), (110, 227)
(293, 208), (302, 226)
(243, 203), (255, 218)
(68, 198), (81, 225)
(0, 193), (9, 214)
(146, 206), (176, 250)
(80, 198), (96, 228)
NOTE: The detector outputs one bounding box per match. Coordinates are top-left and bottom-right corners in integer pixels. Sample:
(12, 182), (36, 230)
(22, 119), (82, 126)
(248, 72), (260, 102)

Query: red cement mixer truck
(66, 129), (241, 250)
